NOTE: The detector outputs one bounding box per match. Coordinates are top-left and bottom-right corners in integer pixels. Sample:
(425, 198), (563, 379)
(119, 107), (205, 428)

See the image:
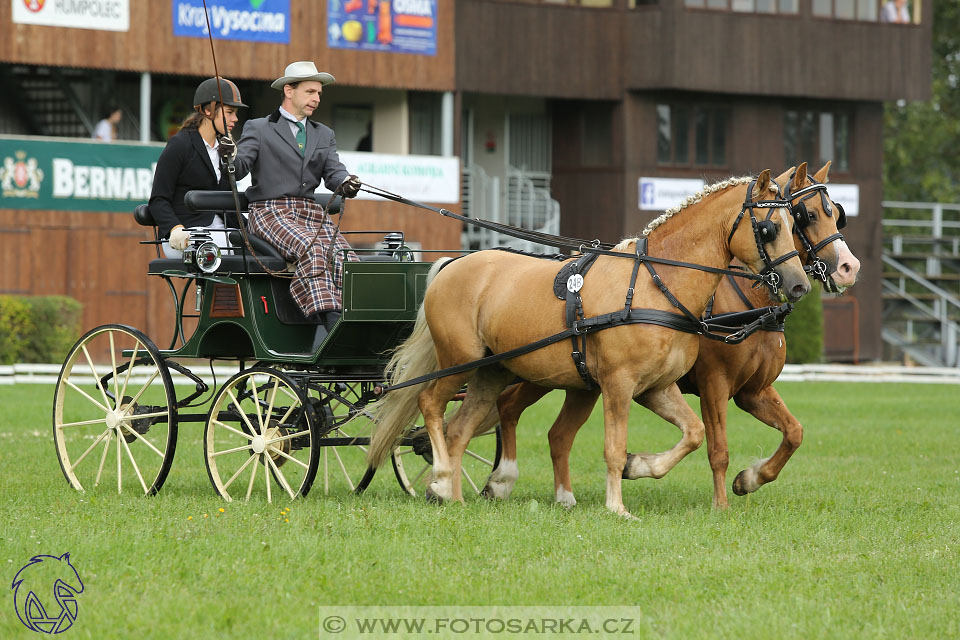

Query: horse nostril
(791, 282), (809, 299)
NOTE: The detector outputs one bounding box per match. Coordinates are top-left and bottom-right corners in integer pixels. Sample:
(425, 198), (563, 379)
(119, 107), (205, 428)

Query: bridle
(726, 178), (799, 298)
(782, 171), (847, 289)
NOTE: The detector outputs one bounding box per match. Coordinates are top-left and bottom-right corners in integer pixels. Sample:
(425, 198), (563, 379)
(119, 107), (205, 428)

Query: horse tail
(366, 257), (451, 468)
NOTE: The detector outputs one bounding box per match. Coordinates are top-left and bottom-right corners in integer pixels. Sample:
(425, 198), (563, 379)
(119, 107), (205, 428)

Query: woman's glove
(169, 226), (191, 251)
(341, 175), (362, 198)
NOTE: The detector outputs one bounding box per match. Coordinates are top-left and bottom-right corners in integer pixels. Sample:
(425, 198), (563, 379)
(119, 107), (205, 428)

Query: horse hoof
(732, 470), (748, 496)
(424, 487), (444, 504)
(622, 454), (635, 479)
(480, 485), (495, 500)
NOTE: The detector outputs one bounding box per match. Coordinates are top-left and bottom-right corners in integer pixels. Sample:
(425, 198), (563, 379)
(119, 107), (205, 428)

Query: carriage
(51, 191), (501, 502)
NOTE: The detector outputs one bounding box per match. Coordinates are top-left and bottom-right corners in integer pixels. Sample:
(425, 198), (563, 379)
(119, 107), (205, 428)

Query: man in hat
(222, 61), (361, 327)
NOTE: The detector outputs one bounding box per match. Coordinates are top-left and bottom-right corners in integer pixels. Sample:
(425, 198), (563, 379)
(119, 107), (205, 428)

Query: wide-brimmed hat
(271, 61), (336, 90)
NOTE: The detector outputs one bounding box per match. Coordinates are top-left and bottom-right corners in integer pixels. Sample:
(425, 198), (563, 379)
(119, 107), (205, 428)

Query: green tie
(295, 120), (306, 156)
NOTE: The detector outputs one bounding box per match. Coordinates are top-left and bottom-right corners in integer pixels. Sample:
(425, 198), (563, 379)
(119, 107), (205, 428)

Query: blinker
(835, 202), (847, 229)
(757, 219), (778, 243)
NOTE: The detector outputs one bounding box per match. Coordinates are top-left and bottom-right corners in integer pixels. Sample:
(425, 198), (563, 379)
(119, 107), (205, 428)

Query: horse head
(777, 161), (861, 293)
(727, 169), (811, 303)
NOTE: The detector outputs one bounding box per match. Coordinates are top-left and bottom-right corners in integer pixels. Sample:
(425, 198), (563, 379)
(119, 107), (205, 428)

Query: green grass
(2, 382), (958, 639)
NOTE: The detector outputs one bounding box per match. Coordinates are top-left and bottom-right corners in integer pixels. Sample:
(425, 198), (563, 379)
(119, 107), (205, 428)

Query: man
(222, 61), (362, 327)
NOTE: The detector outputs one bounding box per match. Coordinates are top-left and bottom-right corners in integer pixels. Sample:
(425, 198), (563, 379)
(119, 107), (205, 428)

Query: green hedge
(784, 280), (824, 364)
(0, 295), (82, 364)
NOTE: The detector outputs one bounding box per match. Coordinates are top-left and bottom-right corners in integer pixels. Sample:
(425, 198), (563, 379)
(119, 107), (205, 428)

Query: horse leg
(599, 384), (635, 517)
(548, 389), (600, 507)
(481, 383), (548, 500)
(444, 367), (516, 501)
(623, 384), (705, 480)
(419, 372), (473, 503)
(698, 376), (733, 509)
(730, 386), (803, 497)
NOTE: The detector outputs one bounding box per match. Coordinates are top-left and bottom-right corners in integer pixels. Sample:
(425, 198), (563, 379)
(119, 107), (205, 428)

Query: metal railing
(882, 201), (960, 366)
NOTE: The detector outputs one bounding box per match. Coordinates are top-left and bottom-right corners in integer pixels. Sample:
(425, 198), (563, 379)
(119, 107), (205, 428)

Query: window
(409, 92), (441, 156)
(581, 103), (614, 167)
(784, 109), (850, 172)
(814, 0), (912, 22)
(657, 104), (728, 167)
(685, 0), (797, 14)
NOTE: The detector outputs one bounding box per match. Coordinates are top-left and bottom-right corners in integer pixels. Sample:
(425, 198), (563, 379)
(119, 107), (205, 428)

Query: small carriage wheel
(204, 368), (319, 502)
(391, 400), (503, 497)
(53, 324), (178, 496)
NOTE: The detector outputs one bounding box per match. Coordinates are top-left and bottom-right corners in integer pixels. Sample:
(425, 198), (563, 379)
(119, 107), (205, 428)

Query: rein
(376, 177), (800, 393)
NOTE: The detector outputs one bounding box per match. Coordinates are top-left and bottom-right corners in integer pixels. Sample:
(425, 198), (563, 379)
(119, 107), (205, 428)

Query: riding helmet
(193, 77), (248, 109)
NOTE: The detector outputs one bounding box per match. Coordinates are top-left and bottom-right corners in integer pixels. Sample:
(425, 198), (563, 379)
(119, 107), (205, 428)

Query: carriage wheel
(204, 368), (318, 502)
(302, 381), (382, 495)
(53, 324), (178, 496)
(391, 399), (503, 497)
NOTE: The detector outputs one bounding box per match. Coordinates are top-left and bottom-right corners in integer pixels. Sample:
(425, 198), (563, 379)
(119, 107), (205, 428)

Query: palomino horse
(484, 162), (861, 509)
(366, 170), (811, 517)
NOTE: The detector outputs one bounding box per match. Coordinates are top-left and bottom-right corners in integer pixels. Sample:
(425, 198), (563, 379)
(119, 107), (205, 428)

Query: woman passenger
(149, 77), (247, 259)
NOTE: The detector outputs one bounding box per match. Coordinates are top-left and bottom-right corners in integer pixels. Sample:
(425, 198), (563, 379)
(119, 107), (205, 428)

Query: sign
(0, 136), (162, 212)
(12, 0), (129, 32)
(638, 177), (705, 211)
(173, 0), (290, 43)
(825, 183), (859, 217)
(238, 152), (460, 204)
(328, 0), (437, 56)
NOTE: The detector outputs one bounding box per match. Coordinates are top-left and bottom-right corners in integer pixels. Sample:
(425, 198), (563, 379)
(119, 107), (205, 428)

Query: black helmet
(193, 77), (247, 109)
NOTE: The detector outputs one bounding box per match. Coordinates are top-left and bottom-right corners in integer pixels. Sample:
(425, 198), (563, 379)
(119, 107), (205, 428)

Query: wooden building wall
(0, 0), (455, 91)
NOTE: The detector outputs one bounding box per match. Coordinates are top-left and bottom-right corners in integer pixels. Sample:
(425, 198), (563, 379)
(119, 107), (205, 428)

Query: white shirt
(93, 119), (114, 141)
(203, 136), (221, 182)
(278, 106), (307, 138)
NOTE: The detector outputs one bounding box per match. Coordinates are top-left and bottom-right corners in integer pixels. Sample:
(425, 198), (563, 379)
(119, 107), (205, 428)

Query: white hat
(271, 61), (336, 90)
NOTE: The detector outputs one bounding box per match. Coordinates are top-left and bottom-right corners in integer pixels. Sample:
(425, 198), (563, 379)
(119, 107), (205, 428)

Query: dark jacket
(148, 128), (234, 239)
(233, 109), (350, 203)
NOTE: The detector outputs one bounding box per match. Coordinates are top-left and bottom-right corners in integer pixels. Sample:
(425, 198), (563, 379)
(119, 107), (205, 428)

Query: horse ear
(792, 162), (808, 193)
(754, 169), (771, 198)
(814, 160), (832, 184)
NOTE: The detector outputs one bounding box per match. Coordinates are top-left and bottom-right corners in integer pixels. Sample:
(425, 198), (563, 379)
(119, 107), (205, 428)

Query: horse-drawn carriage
(52, 191), (501, 502)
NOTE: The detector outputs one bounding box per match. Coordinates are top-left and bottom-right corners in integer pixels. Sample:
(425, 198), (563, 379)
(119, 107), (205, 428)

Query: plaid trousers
(248, 197), (358, 316)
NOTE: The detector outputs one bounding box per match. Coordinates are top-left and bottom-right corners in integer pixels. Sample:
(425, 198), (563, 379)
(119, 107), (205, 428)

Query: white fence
(6, 363), (960, 385)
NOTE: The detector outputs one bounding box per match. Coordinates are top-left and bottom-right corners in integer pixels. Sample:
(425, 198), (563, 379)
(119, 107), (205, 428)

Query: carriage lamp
(194, 241), (222, 274)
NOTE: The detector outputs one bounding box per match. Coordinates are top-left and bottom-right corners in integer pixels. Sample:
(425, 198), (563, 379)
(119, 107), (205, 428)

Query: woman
(149, 77), (247, 259)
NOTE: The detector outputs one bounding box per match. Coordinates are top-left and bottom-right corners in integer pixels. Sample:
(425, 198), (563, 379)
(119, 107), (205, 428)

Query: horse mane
(612, 176), (756, 252)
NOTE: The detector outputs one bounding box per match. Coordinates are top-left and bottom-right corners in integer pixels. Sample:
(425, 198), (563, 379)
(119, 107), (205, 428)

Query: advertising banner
(825, 184), (859, 217)
(327, 0), (436, 56)
(173, 0), (290, 44)
(12, 0), (130, 32)
(1, 137), (460, 212)
(0, 136), (162, 212)
(638, 177), (705, 211)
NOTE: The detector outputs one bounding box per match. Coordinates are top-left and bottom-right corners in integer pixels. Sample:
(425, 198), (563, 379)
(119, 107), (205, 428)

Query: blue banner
(173, 0), (290, 44)
(328, 0), (436, 56)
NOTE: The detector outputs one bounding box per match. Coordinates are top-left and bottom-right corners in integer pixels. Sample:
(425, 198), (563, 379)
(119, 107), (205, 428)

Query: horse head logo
(11, 553), (84, 634)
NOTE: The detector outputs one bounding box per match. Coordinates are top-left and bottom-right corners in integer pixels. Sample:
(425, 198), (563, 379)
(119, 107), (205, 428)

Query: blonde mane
(612, 176), (756, 252)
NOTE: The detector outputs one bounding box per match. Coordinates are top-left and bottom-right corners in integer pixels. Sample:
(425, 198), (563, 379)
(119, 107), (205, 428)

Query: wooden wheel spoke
(264, 456), (272, 502)
(265, 429), (309, 445)
(120, 432), (149, 494)
(212, 419), (255, 441)
(270, 447), (310, 470)
(59, 417), (108, 429)
(81, 345), (112, 410)
(330, 447), (355, 492)
(211, 443), (253, 458)
(222, 452), (258, 491)
(70, 429), (111, 472)
(119, 409), (168, 421)
(464, 449), (493, 466)
(264, 379), (280, 426)
(267, 454), (297, 500)
(411, 462), (430, 486)
(109, 331), (120, 403)
(226, 388), (258, 436)
(462, 465), (480, 494)
(250, 377), (264, 432)
(333, 428), (368, 453)
(118, 341), (140, 405)
(125, 368), (161, 410)
(116, 416), (123, 493)
(66, 380), (110, 413)
(95, 432), (111, 486)
(120, 424), (165, 458)
(245, 455), (259, 501)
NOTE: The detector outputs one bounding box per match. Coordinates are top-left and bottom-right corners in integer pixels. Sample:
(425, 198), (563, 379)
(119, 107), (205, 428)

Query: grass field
(2, 381), (958, 639)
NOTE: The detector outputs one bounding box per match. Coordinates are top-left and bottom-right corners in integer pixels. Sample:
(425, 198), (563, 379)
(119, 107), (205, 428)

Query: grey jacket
(233, 109), (350, 203)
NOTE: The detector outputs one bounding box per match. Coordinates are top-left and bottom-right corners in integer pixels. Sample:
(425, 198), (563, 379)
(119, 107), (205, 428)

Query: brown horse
(484, 162), (861, 509)
(366, 170), (811, 517)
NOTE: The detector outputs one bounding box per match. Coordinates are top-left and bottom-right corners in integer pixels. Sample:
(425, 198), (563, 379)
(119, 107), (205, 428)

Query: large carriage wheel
(302, 381), (382, 495)
(391, 396), (503, 497)
(53, 325), (178, 495)
(204, 368), (319, 502)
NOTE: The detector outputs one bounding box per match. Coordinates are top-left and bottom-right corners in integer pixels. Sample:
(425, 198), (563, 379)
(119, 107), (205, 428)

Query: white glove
(169, 226), (191, 251)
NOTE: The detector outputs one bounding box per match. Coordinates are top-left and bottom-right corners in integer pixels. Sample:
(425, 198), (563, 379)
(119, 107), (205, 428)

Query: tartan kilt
(247, 197), (358, 315)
